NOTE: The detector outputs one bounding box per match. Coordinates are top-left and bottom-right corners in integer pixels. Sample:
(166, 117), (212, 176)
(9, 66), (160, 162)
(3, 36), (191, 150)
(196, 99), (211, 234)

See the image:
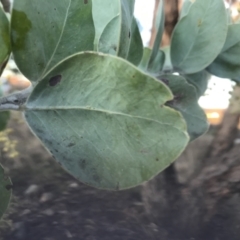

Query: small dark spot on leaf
(49, 74), (62, 87)
(132, 75), (135, 78)
(14, 99), (19, 103)
(54, 8), (56, 10)
(156, 158), (159, 161)
(5, 184), (13, 190)
(113, 45), (117, 51)
(128, 31), (131, 38)
(84, 0), (88, 3)
(67, 142), (75, 147)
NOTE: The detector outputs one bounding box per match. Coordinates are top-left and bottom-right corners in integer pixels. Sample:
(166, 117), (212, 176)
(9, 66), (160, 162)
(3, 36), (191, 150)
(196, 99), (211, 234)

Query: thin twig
(0, 85), (33, 111)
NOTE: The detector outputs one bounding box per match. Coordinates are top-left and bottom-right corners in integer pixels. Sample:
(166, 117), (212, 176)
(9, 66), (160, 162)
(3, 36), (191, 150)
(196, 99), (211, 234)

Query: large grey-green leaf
(92, 0), (119, 50)
(0, 5), (11, 75)
(171, 0), (228, 74)
(161, 75), (208, 140)
(98, 0), (134, 58)
(11, 0), (95, 82)
(25, 52), (189, 190)
(182, 70), (210, 98)
(126, 18), (143, 66)
(207, 24), (240, 82)
(0, 164), (11, 219)
(149, 0), (165, 65)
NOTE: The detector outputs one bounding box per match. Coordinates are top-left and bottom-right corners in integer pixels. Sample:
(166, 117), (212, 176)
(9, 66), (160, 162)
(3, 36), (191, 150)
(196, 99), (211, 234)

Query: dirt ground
(0, 113), (240, 240)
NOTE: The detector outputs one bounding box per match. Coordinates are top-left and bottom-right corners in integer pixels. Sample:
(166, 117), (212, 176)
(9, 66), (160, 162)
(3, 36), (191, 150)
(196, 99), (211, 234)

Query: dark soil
(1, 167), (153, 240)
(0, 113), (240, 240)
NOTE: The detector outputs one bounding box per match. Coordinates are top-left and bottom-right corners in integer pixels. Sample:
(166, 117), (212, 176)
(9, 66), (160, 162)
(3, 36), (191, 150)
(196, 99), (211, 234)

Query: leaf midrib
(39, 0), (72, 80)
(25, 106), (188, 132)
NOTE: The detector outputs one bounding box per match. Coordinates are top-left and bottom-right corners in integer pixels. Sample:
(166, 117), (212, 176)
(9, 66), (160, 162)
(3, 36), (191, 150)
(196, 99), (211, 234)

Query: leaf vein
(39, 0), (72, 80)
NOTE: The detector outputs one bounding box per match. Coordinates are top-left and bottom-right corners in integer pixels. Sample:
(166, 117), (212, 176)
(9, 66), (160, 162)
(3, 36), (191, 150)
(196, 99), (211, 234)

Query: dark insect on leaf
(49, 75), (62, 87)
